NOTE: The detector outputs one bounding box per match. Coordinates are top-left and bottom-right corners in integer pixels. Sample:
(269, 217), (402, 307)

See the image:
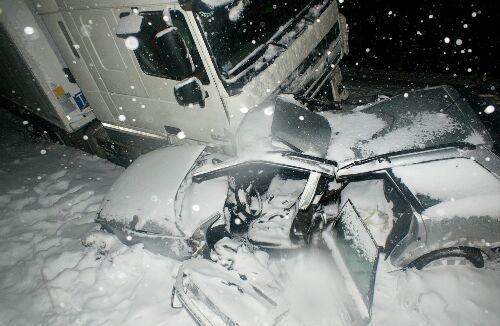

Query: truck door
(67, 5), (228, 143)
(64, 9), (148, 118)
(39, 12), (119, 124)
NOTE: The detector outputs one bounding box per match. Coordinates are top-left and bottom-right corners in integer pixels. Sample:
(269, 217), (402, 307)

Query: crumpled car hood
(324, 86), (493, 164)
(236, 86), (491, 167)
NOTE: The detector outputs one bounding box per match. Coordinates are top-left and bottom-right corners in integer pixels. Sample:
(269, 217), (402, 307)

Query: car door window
(327, 200), (379, 320)
(127, 10), (209, 84)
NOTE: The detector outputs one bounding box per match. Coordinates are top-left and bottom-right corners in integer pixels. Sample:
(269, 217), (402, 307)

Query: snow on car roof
(392, 158), (500, 219)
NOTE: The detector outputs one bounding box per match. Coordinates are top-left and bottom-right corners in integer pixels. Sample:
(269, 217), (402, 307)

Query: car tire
(407, 246), (484, 270)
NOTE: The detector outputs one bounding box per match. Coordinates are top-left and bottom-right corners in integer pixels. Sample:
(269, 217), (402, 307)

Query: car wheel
(407, 246), (485, 270)
(423, 256), (475, 269)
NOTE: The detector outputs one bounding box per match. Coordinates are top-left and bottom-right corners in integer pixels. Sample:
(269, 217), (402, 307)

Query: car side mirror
(155, 27), (194, 80)
(174, 77), (206, 107)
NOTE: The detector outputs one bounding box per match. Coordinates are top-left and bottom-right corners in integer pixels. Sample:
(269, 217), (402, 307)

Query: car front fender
(98, 145), (206, 236)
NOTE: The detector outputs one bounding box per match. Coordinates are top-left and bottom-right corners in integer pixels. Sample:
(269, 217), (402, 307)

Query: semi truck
(1, 0), (349, 163)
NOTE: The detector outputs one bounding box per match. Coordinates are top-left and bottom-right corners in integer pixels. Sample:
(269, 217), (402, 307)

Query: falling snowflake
(24, 26), (34, 35)
(125, 36), (139, 50)
(263, 107), (274, 116)
(484, 105), (495, 114)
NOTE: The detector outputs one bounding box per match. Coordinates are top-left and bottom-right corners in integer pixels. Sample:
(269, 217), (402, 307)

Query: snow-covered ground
(0, 111), (191, 326)
(1, 108), (499, 326)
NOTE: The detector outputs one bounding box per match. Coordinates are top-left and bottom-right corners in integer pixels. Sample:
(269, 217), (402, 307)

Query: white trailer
(0, 0), (94, 133)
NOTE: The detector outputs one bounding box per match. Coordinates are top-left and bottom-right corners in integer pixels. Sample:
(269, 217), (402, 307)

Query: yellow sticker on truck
(52, 85), (65, 98)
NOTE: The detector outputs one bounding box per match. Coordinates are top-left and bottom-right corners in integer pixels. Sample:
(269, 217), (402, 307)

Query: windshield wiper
(226, 0), (320, 78)
(338, 142), (477, 171)
(269, 150), (338, 167)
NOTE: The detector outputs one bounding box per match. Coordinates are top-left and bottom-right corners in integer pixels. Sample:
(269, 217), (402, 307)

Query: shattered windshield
(195, 0), (316, 78)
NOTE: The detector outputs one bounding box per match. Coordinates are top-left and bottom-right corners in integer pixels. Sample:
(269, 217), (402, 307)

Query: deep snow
(1, 108), (500, 325)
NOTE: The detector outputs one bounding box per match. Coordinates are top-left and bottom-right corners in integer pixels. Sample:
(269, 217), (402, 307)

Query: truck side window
(131, 10), (209, 84)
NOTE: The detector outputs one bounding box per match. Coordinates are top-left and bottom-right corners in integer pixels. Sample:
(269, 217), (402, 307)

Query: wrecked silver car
(97, 85), (500, 324)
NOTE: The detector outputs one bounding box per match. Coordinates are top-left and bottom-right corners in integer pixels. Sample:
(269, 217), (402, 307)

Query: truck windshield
(195, 0), (317, 78)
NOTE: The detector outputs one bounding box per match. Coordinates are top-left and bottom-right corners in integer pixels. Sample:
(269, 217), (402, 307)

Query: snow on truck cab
(34, 0), (348, 156)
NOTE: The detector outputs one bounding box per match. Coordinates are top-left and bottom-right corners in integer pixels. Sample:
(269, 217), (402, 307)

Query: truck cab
(35, 0), (348, 153)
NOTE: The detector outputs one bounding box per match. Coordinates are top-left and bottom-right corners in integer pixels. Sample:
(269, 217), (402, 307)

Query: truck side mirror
(155, 27), (194, 80)
(174, 77), (205, 108)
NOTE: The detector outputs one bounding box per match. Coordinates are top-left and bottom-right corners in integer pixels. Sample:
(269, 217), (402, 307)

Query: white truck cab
(35, 0), (348, 152)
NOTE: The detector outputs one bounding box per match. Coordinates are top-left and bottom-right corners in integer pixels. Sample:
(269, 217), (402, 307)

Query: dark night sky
(339, 0), (499, 79)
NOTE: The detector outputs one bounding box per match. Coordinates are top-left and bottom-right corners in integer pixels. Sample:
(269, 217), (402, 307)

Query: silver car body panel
(339, 154), (500, 267)
(390, 158), (500, 266)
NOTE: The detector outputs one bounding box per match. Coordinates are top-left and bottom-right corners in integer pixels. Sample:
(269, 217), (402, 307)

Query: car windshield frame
(192, 0), (331, 93)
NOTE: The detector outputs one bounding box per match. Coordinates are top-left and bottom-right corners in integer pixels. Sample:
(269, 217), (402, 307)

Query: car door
(322, 200), (379, 323)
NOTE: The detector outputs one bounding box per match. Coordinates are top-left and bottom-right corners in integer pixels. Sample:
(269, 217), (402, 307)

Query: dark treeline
(339, 0), (498, 78)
